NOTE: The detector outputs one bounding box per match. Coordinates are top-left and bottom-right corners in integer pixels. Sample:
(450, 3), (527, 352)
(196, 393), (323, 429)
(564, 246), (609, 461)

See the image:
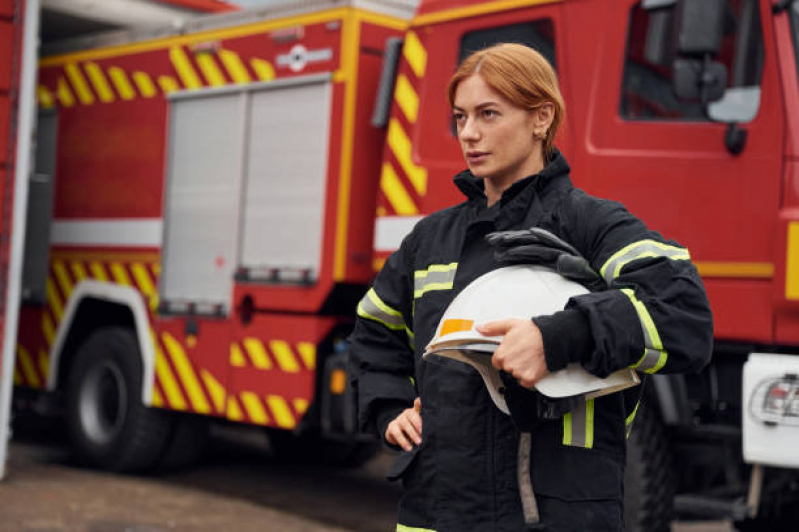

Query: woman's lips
(467, 151), (489, 164)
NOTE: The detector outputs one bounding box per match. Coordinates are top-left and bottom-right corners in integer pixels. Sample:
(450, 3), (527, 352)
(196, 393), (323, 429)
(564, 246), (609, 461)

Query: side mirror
(673, 59), (727, 103)
(676, 0), (726, 56)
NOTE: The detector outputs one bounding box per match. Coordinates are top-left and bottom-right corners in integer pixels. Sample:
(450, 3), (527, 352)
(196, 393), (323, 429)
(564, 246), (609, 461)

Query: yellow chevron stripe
(132, 71), (157, 98)
(38, 350), (50, 381)
(42, 313), (56, 346)
(108, 67), (136, 100)
(170, 46), (202, 90)
(152, 332), (187, 410)
(158, 75), (180, 94)
(268, 340), (300, 373)
(250, 58), (275, 81)
(266, 395), (295, 428)
(46, 279), (64, 322)
(56, 77), (75, 107)
(230, 343), (247, 367)
(296, 342), (316, 370)
(17, 346), (41, 388)
(89, 261), (108, 282)
(37, 85), (55, 108)
(196, 53), (226, 86)
(395, 73), (419, 123)
(218, 49), (251, 84)
(293, 398), (309, 415)
(84, 62), (115, 103)
(152, 387), (165, 407)
(380, 162), (417, 215)
(162, 332), (212, 414)
(403, 31), (427, 78)
(388, 118), (427, 196)
(65, 63), (95, 104)
(201, 369), (226, 414)
(110, 263), (131, 286)
(53, 260), (73, 299)
(71, 262), (87, 282)
(243, 338), (272, 370)
(131, 263), (155, 296)
(240, 391), (269, 425)
(226, 396), (244, 421)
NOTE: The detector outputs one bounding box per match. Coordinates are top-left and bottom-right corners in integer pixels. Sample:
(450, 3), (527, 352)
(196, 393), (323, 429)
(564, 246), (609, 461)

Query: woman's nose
(459, 118), (480, 141)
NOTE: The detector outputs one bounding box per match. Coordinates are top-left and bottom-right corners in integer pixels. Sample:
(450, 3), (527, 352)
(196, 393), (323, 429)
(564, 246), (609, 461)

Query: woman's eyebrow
(452, 101), (501, 112)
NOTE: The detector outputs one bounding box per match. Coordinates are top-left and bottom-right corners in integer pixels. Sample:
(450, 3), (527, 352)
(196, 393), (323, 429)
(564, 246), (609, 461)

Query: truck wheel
(625, 404), (676, 532)
(66, 327), (172, 472)
(267, 429), (380, 468)
(156, 414), (208, 471)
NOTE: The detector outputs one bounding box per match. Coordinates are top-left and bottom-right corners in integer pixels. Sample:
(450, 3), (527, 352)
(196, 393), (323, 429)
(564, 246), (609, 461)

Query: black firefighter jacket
(348, 150), (713, 532)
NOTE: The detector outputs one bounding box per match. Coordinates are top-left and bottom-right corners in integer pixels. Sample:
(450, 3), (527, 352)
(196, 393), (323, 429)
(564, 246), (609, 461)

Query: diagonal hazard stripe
(200, 370), (226, 414)
(388, 118), (427, 196)
(403, 31), (427, 79)
(152, 331), (187, 410)
(132, 71), (157, 98)
(266, 395), (295, 428)
(243, 338), (272, 370)
(196, 53), (226, 86)
(53, 261), (73, 300)
(296, 342), (316, 370)
(38, 350), (50, 382)
(293, 398), (309, 416)
(131, 263), (155, 295)
(268, 340), (300, 373)
(158, 75), (180, 94)
(17, 345), (41, 388)
(251, 58), (275, 81)
(152, 386), (165, 407)
(38, 85), (55, 108)
(380, 162), (417, 215)
(71, 262), (88, 283)
(162, 332), (212, 414)
(84, 62), (115, 103)
(230, 343), (247, 367)
(57, 78), (75, 107)
(89, 261), (109, 282)
(111, 263), (132, 286)
(218, 50), (251, 84)
(46, 279), (64, 322)
(170, 46), (202, 90)
(227, 395), (245, 421)
(108, 67), (136, 100)
(42, 313), (56, 346)
(65, 63), (95, 105)
(395, 74), (419, 123)
(240, 391), (269, 425)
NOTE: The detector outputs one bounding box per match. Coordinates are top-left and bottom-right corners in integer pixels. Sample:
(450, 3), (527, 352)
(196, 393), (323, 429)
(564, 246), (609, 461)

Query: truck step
(674, 494), (750, 521)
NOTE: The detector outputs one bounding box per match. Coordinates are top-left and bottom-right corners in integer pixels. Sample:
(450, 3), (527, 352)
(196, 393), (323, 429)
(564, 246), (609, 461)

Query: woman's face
(452, 74), (540, 186)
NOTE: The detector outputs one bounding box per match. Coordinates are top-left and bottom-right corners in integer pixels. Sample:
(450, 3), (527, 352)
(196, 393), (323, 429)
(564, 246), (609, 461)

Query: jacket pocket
(530, 440), (624, 502)
(386, 445), (420, 481)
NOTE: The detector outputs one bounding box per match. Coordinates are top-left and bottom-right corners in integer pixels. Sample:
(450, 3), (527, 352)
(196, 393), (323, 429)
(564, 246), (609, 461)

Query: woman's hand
(385, 397), (422, 451)
(477, 318), (549, 388)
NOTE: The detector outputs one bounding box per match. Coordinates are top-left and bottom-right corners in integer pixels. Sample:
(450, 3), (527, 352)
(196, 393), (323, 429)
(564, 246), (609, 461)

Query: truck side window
(621, 0), (763, 122)
(459, 20), (556, 69)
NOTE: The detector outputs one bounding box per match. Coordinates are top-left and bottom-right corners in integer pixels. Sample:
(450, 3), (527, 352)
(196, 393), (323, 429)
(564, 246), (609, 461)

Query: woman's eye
(453, 113), (465, 123)
(482, 109), (498, 118)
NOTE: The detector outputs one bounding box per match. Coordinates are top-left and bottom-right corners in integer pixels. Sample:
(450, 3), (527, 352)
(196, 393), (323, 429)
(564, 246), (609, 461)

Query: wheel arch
(47, 280), (155, 406)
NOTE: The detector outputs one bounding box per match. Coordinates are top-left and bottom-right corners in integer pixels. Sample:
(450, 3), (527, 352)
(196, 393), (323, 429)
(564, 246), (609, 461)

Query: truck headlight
(750, 376), (799, 426)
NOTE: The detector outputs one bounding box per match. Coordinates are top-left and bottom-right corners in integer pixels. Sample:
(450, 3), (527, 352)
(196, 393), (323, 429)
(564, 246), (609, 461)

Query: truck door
(572, 0), (782, 342)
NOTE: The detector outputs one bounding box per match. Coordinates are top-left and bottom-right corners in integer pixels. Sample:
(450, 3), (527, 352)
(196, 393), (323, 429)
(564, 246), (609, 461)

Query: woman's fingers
(385, 405), (423, 452)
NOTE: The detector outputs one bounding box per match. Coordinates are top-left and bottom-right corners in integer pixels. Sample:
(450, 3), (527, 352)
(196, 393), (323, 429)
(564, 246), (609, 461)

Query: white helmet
(423, 265), (639, 414)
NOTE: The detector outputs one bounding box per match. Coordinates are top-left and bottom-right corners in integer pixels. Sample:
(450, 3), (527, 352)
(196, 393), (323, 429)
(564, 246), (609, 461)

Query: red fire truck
(10, 0), (799, 529)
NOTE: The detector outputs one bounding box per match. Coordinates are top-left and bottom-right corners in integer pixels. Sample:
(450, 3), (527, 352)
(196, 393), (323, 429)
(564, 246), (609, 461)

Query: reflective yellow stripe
(562, 412), (572, 446)
(201, 369), (226, 414)
(42, 313), (56, 346)
(402, 31), (427, 78)
(414, 263), (457, 298)
(269, 340), (300, 373)
(131, 263), (155, 297)
(108, 67), (136, 100)
(170, 46), (202, 89)
(17, 346), (41, 388)
(380, 162), (418, 215)
(37, 85), (55, 108)
(293, 398), (309, 415)
(240, 391), (268, 424)
(266, 395), (295, 428)
(626, 400), (640, 438)
(196, 53), (226, 86)
(56, 77), (75, 107)
(395, 73), (418, 123)
(585, 399), (595, 449)
(218, 49), (251, 84)
(243, 337), (272, 369)
(110, 263), (131, 286)
(158, 75), (180, 94)
(695, 261), (774, 279)
(162, 332), (211, 414)
(65, 63), (94, 104)
(621, 289), (668, 374)
(71, 262), (87, 282)
(786, 222), (799, 300)
(46, 279), (64, 322)
(230, 343), (247, 367)
(600, 239), (690, 283)
(563, 400), (594, 448)
(152, 387), (165, 407)
(38, 350), (50, 381)
(388, 118), (427, 196)
(296, 342), (316, 370)
(250, 58), (275, 81)
(53, 261), (73, 299)
(89, 261), (108, 282)
(357, 287), (406, 331)
(397, 525), (437, 532)
(226, 396), (245, 421)
(153, 332), (187, 410)
(84, 62), (115, 103)
(132, 71), (157, 98)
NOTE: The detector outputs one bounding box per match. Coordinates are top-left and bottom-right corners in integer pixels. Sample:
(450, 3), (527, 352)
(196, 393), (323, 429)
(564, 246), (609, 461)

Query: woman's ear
(533, 102), (555, 134)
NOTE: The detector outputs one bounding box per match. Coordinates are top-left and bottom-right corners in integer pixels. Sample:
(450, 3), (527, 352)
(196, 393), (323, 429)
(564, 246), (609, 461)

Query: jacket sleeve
(536, 193), (713, 379)
(348, 236), (417, 439)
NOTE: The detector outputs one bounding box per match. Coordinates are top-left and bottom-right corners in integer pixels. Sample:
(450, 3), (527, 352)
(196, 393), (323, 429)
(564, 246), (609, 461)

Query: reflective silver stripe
(357, 288), (406, 331)
(562, 399), (595, 448)
(621, 288), (668, 374)
(414, 263), (457, 298)
(600, 239), (690, 285)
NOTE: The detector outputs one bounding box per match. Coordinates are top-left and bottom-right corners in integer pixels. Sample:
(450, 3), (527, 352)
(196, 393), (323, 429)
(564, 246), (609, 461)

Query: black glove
(486, 227), (605, 292)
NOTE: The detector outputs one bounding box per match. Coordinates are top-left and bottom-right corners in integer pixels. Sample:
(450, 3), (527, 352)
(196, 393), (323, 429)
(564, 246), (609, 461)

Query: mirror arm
(725, 123), (748, 156)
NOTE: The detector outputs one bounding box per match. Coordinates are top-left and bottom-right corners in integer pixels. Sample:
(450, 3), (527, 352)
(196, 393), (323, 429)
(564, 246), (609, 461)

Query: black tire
(267, 429), (380, 468)
(155, 414), (209, 471)
(625, 404), (676, 532)
(65, 327), (172, 472)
